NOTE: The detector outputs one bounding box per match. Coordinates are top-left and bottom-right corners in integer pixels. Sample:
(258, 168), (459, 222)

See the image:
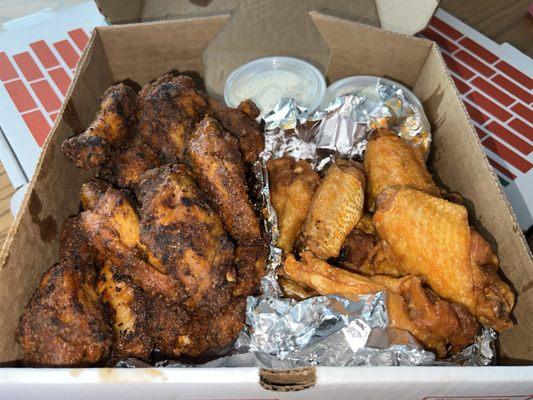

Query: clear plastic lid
(224, 56), (326, 114)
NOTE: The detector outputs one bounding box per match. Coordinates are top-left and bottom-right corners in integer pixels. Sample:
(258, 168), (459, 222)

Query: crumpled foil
(115, 79), (496, 369)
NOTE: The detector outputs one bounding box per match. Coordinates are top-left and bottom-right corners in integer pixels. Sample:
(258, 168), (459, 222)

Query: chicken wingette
(373, 187), (514, 331)
(267, 156), (320, 255)
(299, 160), (365, 259)
(189, 116), (262, 244)
(283, 252), (479, 357)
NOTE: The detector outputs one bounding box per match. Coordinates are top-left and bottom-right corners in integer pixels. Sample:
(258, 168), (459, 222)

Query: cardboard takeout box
(0, 2), (532, 399)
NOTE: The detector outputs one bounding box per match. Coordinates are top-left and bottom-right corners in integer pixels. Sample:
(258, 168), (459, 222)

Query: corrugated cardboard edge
(95, 0), (145, 24)
(0, 29), (98, 269)
(259, 367), (316, 391)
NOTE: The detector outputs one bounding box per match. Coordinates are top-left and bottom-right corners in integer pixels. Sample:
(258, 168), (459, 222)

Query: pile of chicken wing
(270, 129), (515, 358)
(17, 74), (267, 366)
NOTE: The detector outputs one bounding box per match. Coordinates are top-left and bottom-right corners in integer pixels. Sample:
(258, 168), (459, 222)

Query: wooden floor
(0, 0), (530, 244)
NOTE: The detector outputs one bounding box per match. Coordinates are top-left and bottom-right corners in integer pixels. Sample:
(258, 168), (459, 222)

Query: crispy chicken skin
(373, 187), (514, 331)
(364, 132), (440, 210)
(283, 252), (479, 357)
(62, 83), (139, 170)
(138, 164), (235, 308)
(299, 160), (365, 260)
(17, 218), (112, 366)
(207, 98), (264, 165)
(267, 157), (321, 255)
(140, 75), (207, 163)
(189, 116), (261, 243)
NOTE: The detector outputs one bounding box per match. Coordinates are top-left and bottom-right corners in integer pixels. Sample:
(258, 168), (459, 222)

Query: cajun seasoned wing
(373, 187), (514, 331)
(232, 242), (268, 297)
(138, 164), (235, 308)
(189, 116), (261, 243)
(17, 218), (112, 366)
(139, 75), (207, 163)
(267, 156), (320, 255)
(364, 133), (440, 210)
(283, 252), (478, 357)
(299, 160), (365, 259)
(62, 83), (139, 169)
(207, 98), (264, 165)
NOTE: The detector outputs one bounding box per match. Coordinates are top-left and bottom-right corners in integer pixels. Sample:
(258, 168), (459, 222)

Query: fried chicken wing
(62, 83), (139, 169)
(207, 98), (264, 165)
(299, 160), (365, 259)
(364, 133), (440, 210)
(189, 116), (261, 243)
(283, 252), (478, 357)
(139, 75), (207, 163)
(373, 187), (514, 331)
(267, 157), (321, 255)
(138, 164), (235, 308)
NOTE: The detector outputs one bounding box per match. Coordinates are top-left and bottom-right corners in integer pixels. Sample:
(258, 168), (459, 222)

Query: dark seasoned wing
(207, 98), (264, 165)
(139, 75), (207, 163)
(189, 116), (261, 243)
(138, 164), (235, 308)
(62, 83), (139, 169)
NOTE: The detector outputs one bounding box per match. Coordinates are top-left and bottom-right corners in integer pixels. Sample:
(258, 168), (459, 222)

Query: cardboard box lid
(95, 0), (439, 96)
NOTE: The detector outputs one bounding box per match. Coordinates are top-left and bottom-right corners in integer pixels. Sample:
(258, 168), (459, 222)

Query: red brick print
(420, 27), (459, 53)
(496, 60), (533, 90)
(68, 29), (89, 52)
(442, 53), (475, 80)
(464, 101), (490, 124)
(30, 80), (62, 113)
(471, 77), (514, 106)
(50, 112), (59, 121)
(492, 75), (532, 104)
(488, 157), (516, 180)
(53, 40), (79, 69)
(30, 40), (59, 69)
(0, 52), (18, 81)
(48, 67), (71, 96)
(508, 118), (533, 142)
(511, 103), (533, 124)
(4, 80), (37, 112)
(474, 126), (487, 139)
(456, 51), (495, 77)
(487, 121), (531, 155)
(451, 74), (470, 94)
(458, 37), (499, 64)
(13, 52), (43, 81)
(483, 136), (532, 173)
(430, 16), (463, 40)
(22, 110), (50, 146)
(467, 91), (512, 122)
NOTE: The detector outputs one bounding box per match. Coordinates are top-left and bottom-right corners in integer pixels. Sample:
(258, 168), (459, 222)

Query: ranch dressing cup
(224, 56), (326, 115)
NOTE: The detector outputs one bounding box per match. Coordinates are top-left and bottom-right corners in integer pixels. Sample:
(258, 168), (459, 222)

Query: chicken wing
(267, 156), (320, 255)
(207, 98), (264, 165)
(299, 160), (365, 259)
(283, 252), (478, 357)
(373, 187), (514, 331)
(364, 132), (440, 210)
(62, 83), (139, 169)
(189, 116), (261, 243)
(138, 164), (235, 308)
(139, 75), (207, 163)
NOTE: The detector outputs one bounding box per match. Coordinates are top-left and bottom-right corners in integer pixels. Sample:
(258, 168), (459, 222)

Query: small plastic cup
(224, 56), (326, 114)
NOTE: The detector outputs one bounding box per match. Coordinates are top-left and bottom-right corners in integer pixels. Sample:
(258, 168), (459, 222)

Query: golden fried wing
(62, 83), (139, 169)
(300, 160), (365, 259)
(267, 156), (320, 255)
(283, 252), (478, 357)
(373, 187), (514, 331)
(189, 116), (261, 243)
(364, 133), (440, 210)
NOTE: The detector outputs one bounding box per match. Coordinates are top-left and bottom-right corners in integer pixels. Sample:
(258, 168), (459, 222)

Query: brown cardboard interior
(0, 12), (531, 365)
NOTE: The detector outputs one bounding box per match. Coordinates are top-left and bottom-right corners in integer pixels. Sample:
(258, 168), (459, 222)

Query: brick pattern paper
(0, 2), (106, 188)
(419, 9), (533, 230)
